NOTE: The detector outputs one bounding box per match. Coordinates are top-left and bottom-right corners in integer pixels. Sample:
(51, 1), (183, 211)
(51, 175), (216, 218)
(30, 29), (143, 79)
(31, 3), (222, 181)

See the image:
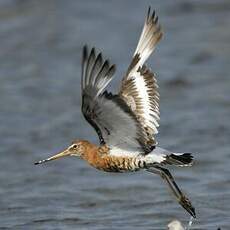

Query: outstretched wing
(81, 46), (151, 155)
(120, 7), (163, 149)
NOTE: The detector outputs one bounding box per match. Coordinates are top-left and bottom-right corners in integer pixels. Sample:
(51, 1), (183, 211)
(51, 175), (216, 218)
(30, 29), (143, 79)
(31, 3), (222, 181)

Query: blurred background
(0, 0), (230, 229)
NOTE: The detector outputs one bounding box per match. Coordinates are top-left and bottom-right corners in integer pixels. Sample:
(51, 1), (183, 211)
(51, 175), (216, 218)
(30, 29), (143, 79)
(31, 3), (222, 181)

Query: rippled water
(1, 0), (230, 229)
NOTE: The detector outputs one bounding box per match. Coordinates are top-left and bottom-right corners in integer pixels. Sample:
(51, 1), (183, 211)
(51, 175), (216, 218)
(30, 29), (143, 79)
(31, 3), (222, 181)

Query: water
(0, 0), (230, 229)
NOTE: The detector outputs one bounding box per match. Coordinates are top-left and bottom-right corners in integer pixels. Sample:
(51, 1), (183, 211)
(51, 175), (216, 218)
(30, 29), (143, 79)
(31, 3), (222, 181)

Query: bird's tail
(148, 147), (194, 167)
(164, 152), (194, 167)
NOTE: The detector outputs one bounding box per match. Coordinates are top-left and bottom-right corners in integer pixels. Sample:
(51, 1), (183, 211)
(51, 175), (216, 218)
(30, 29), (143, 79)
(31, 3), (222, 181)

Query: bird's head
(34, 140), (90, 165)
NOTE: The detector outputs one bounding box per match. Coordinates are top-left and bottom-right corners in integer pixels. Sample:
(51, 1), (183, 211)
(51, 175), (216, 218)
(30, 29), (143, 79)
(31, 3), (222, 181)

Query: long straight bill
(34, 149), (70, 165)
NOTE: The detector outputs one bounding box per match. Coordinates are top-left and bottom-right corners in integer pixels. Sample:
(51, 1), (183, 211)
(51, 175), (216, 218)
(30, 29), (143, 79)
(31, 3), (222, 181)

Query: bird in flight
(35, 7), (196, 218)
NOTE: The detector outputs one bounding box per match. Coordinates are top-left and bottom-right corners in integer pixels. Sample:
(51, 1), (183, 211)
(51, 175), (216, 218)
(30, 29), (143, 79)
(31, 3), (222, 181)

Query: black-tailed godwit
(35, 7), (196, 218)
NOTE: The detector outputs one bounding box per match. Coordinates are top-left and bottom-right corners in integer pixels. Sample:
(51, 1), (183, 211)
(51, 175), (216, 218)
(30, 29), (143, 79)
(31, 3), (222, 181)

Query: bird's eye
(72, 144), (78, 149)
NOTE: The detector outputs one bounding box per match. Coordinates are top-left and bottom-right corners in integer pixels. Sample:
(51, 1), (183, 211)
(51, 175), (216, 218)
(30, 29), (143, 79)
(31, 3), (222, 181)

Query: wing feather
(81, 46), (150, 154)
(120, 7), (163, 149)
(85, 48), (96, 86)
(133, 7), (163, 68)
(90, 53), (103, 85)
(82, 45), (115, 97)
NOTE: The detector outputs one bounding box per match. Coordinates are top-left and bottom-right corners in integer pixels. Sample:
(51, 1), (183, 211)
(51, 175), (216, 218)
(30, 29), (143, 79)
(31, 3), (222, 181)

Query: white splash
(168, 217), (194, 230)
(168, 220), (184, 230)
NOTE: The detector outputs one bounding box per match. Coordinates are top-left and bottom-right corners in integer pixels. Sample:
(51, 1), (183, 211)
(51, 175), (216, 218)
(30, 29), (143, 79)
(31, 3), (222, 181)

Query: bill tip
(34, 159), (48, 165)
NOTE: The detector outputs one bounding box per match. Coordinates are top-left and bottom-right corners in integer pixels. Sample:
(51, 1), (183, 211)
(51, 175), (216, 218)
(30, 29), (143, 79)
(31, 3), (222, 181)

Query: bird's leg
(146, 166), (196, 218)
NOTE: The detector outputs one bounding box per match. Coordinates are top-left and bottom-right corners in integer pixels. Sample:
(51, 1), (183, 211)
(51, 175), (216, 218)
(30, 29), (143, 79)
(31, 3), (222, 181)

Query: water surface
(0, 0), (230, 229)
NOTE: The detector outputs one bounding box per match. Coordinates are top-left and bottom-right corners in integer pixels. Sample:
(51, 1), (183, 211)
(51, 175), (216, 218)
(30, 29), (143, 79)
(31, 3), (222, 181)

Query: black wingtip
(154, 15), (158, 25)
(83, 45), (88, 58)
(147, 6), (157, 23)
(151, 10), (156, 21)
(147, 6), (151, 17)
(89, 47), (95, 57)
(110, 64), (116, 74)
(106, 64), (116, 79)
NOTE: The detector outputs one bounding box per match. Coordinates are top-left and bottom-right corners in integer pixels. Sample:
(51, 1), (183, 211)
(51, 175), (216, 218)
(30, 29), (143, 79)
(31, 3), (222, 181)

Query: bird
(35, 7), (196, 218)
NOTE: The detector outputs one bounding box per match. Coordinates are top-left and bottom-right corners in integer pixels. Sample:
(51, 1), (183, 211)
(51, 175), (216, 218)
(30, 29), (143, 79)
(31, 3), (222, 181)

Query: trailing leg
(147, 166), (196, 218)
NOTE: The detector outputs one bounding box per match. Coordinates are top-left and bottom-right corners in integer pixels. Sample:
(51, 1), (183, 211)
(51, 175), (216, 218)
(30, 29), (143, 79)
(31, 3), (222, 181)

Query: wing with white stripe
(120, 7), (162, 149)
